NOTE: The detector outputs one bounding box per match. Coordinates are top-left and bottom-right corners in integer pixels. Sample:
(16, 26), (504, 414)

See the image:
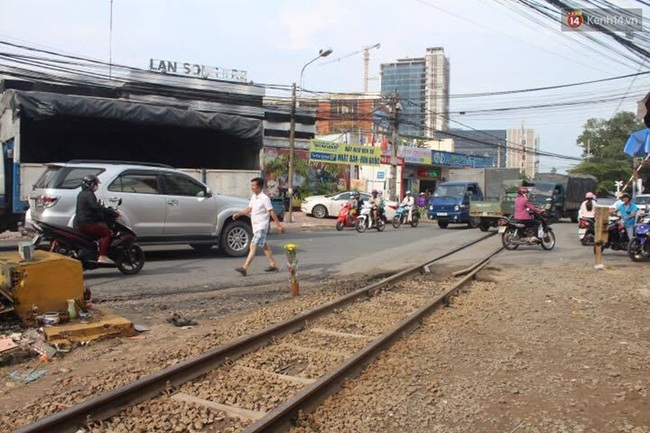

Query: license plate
(498, 226), (506, 233)
(437, 212), (448, 216)
(578, 228), (586, 235)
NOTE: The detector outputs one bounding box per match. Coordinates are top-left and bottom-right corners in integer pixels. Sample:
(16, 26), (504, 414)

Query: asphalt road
(75, 220), (637, 300)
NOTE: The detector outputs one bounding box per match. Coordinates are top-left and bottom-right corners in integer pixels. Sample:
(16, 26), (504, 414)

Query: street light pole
(287, 48), (333, 223)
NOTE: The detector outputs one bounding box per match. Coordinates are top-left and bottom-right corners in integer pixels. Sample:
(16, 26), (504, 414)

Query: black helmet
(81, 174), (99, 190)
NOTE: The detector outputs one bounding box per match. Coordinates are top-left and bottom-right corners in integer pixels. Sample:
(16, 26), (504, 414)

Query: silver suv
(26, 161), (253, 256)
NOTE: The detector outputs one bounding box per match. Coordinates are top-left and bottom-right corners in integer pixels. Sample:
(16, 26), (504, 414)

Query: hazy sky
(1, 0), (649, 172)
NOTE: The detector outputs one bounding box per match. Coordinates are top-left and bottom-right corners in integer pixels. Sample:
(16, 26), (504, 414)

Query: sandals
(264, 266), (279, 272)
(235, 267), (247, 276)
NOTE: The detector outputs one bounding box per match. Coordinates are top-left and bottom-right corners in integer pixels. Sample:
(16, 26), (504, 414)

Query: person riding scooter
(514, 186), (544, 242)
(401, 191), (415, 223)
(76, 174), (120, 264)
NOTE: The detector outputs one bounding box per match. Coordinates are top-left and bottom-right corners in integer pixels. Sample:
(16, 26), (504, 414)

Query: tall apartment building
(506, 128), (539, 178)
(380, 47), (449, 137)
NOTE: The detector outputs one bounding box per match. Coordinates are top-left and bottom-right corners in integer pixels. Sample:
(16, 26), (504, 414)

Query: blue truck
(427, 168), (520, 229)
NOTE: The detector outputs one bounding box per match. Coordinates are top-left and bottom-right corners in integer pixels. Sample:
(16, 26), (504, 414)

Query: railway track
(14, 233), (501, 433)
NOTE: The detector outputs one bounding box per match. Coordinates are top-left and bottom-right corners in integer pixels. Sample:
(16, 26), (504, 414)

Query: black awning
(1, 89), (263, 144)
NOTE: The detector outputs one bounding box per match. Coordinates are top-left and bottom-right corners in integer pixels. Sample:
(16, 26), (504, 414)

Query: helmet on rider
(405, 190), (411, 196)
(354, 191), (360, 199)
(517, 186), (528, 196)
(585, 192), (595, 200)
(371, 189), (378, 196)
(81, 174), (100, 190)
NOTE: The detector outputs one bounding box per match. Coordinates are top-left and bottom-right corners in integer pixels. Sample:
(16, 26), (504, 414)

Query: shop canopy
(1, 89), (263, 144)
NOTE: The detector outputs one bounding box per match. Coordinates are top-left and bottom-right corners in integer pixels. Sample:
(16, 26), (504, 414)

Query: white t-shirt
(249, 192), (273, 233)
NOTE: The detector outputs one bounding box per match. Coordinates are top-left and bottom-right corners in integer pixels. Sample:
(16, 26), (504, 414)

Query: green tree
(569, 111), (644, 195)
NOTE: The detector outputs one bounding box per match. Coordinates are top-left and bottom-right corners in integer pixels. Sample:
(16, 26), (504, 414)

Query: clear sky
(1, 0), (649, 172)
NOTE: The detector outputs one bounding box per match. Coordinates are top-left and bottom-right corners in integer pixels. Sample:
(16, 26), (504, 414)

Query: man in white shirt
(233, 177), (285, 276)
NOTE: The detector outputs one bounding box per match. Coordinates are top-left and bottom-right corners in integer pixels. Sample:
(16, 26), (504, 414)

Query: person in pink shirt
(514, 186), (544, 241)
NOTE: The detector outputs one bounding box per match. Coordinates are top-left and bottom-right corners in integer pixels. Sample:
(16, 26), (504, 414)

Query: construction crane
(322, 43), (381, 92)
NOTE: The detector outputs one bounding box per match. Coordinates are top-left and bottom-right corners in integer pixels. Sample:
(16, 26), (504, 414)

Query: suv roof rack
(67, 160), (174, 168)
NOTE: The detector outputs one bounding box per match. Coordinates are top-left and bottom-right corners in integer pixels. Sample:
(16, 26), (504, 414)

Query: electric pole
(388, 90), (400, 201)
(287, 82), (297, 223)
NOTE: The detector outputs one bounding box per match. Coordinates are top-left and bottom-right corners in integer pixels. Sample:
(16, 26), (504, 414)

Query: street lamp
(287, 48), (333, 223)
(298, 48), (333, 102)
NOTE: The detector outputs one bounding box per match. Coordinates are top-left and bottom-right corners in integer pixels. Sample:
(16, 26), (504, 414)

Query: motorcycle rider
(614, 193), (638, 241)
(350, 191), (362, 218)
(369, 189), (381, 226)
(514, 186), (544, 242)
(75, 174), (120, 264)
(401, 190), (415, 222)
(579, 192), (597, 219)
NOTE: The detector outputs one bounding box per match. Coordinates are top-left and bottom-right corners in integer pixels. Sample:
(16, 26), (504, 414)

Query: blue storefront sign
(431, 151), (491, 168)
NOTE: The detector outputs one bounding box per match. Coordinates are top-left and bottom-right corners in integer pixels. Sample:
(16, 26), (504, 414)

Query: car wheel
(468, 218), (480, 229)
(220, 220), (252, 257)
(438, 221), (449, 229)
(312, 205), (328, 219)
(190, 244), (214, 254)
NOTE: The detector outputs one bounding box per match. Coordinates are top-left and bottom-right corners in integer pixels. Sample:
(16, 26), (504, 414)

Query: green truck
(470, 173), (598, 231)
(469, 180), (520, 232)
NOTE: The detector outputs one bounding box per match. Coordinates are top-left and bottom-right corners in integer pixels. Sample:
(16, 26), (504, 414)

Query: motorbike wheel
(410, 214), (420, 228)
(392, 216), (402, 229)
(627, 238), (646, 262)
(376, 218), (386, 232)
(540, 229), (556, 250)
(355, 218), (367, 233)
(580, 233), (594, 246)
(335, 221), (345, 231)
(501, 228), (519, 250)
(115, 244), (145, 275)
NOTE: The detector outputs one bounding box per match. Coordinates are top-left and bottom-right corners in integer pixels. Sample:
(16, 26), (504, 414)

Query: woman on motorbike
(76, 174), (119, 264)
(514, 186), (544, 241)
(579, 192), (597, 219)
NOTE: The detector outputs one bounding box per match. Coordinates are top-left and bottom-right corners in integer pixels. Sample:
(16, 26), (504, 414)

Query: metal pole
(389, 91), (399, 201)
(287, 83), (297, 223)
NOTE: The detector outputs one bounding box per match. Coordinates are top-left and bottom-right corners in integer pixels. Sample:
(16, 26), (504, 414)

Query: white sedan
(300, 191), (397, 219)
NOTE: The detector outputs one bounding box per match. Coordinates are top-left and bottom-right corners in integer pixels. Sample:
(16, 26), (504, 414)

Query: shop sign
(149, 58), (248, 82)
(431, 151), (491, 168)
(399, 146), (432, 165)
(309, 140), (381, 166)
(380, 154), (405, 166)
(417, 168), (441, 178)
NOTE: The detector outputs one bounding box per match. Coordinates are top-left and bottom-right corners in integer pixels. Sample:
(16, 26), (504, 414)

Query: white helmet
(405, 190), (411, 195)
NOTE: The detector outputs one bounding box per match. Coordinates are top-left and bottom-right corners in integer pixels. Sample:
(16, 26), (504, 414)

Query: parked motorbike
(32, 201), (145, 275)
(578, 216), (595, 246)
(627, 214), (650, 262)
(392, 204), (420, 228)
(336, 201), (358, 231)
(355, 203), (386, 233)
(500, 211), (556, 250)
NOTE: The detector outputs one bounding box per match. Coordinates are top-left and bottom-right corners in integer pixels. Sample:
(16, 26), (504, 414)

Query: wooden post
(594, 206), (610, 269)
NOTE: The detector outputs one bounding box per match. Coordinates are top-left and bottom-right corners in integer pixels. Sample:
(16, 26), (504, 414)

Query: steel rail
(245, 246), (504, 432)
(13, 233), (496, 433)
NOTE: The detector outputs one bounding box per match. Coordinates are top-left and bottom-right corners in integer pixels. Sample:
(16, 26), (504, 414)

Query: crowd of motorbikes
(336, 201), (420, 233)
(578, 210), (650, 262)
